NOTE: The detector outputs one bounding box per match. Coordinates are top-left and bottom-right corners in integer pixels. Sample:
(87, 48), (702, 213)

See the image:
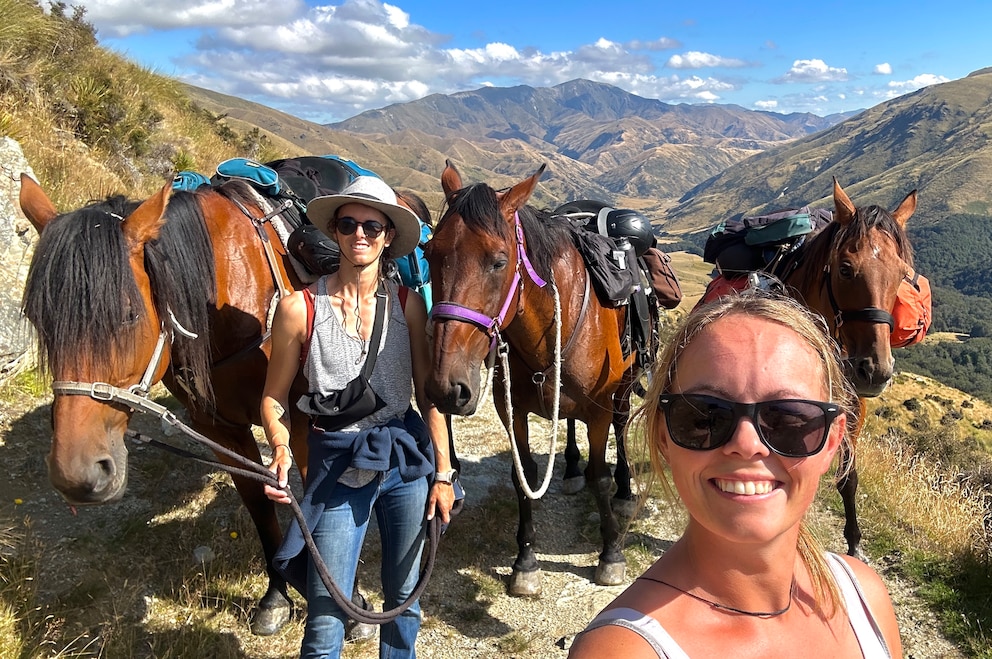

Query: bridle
(430, 211), (548, 348)
(822, 264), (896, 337)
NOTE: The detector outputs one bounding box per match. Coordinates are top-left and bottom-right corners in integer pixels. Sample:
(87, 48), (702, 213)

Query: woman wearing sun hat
(260, 175), (454, 658)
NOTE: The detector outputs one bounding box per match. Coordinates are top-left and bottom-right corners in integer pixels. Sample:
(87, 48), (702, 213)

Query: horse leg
(562, 418), (585, 495)
(611, 392), (635, 518)
(585, 414), (626, 586)
(447, 414), (461, 473)
(837, 444), (863, 559)
(206, 424), (293, 635)
(838, 398), (866, 558)
(507, 413), (542, 597)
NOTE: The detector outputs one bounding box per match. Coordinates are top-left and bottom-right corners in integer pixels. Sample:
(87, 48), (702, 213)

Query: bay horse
(705, 177), (917, 556)
(424, 161), (635, 596)
(18, 174), (310, 635)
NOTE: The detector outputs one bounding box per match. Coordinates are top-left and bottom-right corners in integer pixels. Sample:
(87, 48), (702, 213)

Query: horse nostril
(453, 382), (473, 408)
(88, 457), (117, 496)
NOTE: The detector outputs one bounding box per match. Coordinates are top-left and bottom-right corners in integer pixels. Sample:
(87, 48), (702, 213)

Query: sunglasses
(657, 393), (841, 458)
(336, 216), (390, 239)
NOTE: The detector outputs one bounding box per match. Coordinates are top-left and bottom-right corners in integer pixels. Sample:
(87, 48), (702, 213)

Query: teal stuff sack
(214, 158), (281, 196)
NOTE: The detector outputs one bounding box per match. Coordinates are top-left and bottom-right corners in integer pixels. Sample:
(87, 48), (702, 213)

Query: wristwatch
(435, 468), (459, 484)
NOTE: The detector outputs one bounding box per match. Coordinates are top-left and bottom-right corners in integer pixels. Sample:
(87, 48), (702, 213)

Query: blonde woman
(570, 292), (901, 658)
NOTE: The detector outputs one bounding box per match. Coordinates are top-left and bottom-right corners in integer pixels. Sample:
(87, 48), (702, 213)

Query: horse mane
(22, 183), (243, 410)
(442, 182), (574, 282)
(795, 203), (914, 292)
(144, 187), (219, 408)
(23, 195), (145, 379)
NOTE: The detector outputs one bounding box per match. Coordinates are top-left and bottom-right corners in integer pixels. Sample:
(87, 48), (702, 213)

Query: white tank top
(580, 552), (892, 659)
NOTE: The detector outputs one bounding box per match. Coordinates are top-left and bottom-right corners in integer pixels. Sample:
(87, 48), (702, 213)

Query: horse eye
(492, 257), (508, 272)
(838, 263), (855, 279)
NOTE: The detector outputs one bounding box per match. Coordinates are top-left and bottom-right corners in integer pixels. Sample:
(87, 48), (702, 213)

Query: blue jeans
(302, 466), (428, 659)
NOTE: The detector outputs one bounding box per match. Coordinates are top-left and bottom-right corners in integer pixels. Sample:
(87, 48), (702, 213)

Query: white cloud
(874, 62), (892, 75)
(666, 51), (747, 69)
(778, 59), (848, 83)
(887, 73), (950, 92)
(754, 99), (778, 109)
(69, 0), (307, 35)
(867, 73), (950, 103)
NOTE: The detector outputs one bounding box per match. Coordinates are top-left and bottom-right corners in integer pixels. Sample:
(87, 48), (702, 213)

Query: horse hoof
(508, 569), (543, 597)
(346, 620), (377, 642)
(612, 497), (637, 519)
(848, 546), (868, 562)
(250, 602), (292, 636)
(595, 561), (626, 586)
(562, 476), (585, 495)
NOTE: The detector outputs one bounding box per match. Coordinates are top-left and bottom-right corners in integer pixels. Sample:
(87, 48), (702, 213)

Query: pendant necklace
(637, 575), (795, 618)
(333, 293), (369, 365)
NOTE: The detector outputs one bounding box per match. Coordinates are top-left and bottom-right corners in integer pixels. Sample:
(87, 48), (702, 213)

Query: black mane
(22, 183), (232, 408)
(797, 204), (913, 292)
(441, 182), (574, 282)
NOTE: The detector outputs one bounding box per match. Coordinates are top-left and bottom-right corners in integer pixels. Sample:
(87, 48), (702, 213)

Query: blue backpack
(395, 221), (433, 312)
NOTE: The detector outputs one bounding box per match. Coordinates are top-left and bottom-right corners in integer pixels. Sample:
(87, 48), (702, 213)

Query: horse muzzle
(47, 429), (130, 505)
(844, 354), (894, 398)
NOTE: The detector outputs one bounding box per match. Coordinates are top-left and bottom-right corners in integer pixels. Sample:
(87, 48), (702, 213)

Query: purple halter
(430, 211), (548, 351)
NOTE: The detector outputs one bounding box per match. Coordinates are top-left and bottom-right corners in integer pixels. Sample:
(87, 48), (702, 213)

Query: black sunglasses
(336, 216), (390, 239)
(657, 393), (841, 458)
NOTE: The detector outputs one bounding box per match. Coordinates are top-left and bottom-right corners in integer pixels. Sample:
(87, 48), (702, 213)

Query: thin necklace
(332, 292), (369, 365)
(637, 575), (795, 618)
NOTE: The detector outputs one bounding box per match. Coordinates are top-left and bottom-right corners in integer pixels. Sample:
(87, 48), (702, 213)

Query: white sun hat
(306, 176), (421, 257)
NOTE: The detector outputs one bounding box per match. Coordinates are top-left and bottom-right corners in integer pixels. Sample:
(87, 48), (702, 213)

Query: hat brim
(307, 193), (421, 257)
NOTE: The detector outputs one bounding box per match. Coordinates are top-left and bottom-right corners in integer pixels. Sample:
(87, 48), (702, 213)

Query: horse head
(424, 161), (546, 415)
(20, 174), (173, 504)
(805, 178), (916, 397)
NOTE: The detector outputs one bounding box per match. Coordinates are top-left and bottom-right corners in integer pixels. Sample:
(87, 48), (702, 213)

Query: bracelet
(273, 443), (291, 453)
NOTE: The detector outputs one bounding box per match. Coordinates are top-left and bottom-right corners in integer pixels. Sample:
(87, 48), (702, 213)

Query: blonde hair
(630, 289), (859, 617)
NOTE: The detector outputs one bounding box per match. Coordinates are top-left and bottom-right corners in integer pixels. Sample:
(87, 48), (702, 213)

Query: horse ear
(122, 181), (172, 250)
(833, 177), (856, 225)
(501, 164), (547, 213)
(891, 189), (917, 227)
(18, 173), (59, 234)
(441, 160), (463, 200)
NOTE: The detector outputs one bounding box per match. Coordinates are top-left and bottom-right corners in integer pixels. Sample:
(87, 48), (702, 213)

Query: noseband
(430, 211), (548, 350)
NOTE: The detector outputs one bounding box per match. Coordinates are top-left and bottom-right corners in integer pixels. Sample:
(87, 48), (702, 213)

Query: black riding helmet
(553, 199), (655, 257)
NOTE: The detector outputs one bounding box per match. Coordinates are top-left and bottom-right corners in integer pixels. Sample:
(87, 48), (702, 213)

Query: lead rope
(501, 281), (563, 500)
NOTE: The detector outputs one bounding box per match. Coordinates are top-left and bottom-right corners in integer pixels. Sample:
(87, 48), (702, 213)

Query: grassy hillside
(0, 0), (293, 208)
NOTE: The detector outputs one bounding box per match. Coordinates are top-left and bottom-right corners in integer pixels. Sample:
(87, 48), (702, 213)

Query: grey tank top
(303, 276), (413, 432)
(580, 553), (892, 659)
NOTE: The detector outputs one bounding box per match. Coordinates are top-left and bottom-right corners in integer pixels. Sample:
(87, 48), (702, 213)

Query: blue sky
(66, 0), (991, 125)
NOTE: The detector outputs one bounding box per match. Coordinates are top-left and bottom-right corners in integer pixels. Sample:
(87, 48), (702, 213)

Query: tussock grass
(857, 430), (990, 556)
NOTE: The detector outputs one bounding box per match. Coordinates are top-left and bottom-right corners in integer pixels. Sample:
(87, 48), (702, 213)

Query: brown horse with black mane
(19, 174), (310, 635)
(424, 161), (637, 596)
(704, 178), (917, 556)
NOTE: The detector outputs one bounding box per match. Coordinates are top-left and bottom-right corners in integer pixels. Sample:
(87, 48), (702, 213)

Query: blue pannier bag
(172, 171), (212, 192)
(214, 158), (282, 196)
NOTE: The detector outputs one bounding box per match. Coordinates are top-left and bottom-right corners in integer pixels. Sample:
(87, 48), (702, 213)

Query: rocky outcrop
(0, 137), (38, 382)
